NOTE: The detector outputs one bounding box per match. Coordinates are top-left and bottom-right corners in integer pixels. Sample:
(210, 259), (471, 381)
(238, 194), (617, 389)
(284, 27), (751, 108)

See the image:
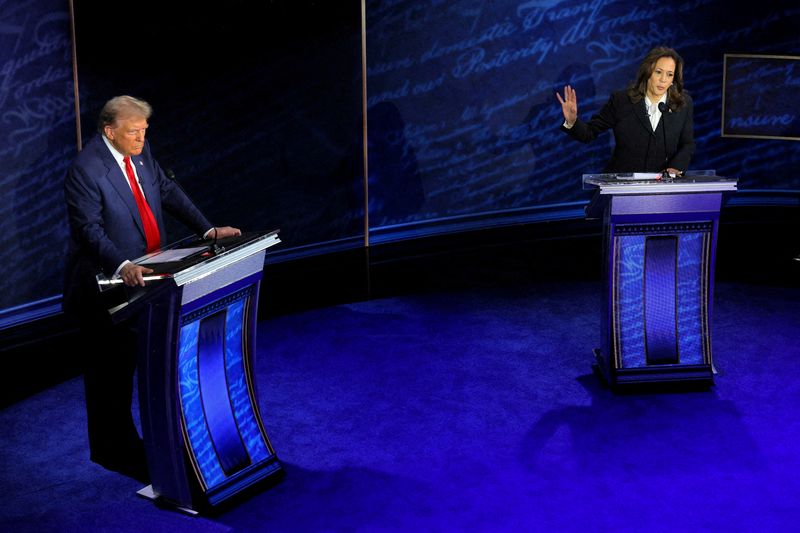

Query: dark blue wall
(365, 0), (800, 235)
(72, 0), (365, 256)
(2, 0), (800, 323)
(0, 0), (75, 314)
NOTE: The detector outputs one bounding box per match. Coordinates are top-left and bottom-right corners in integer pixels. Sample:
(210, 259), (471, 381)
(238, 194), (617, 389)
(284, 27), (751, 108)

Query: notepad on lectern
(137, 246), (209, 265)
(614, 172), (663, 180)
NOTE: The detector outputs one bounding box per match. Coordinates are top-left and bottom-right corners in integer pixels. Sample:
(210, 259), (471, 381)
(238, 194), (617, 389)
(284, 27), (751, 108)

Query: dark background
(2, 4), (799, 527)
(72, 0), (365, 254)
(1, 0), (799, 336)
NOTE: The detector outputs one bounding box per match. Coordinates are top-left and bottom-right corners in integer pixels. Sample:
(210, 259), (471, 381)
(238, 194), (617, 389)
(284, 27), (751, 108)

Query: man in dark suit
(64, 95), (240, 481)
(556, 46), (694, 175)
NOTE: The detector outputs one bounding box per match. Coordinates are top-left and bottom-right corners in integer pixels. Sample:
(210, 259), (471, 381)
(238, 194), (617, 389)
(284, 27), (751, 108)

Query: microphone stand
(164, 169), (224, 254)
(658, 102), (672, 180)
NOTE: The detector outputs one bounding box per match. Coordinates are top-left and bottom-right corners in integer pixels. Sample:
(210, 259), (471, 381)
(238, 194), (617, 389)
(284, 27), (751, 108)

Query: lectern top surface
(137, 230), (279, 276)
(96, 230), (280, 290)
(583, 172), (737, 194)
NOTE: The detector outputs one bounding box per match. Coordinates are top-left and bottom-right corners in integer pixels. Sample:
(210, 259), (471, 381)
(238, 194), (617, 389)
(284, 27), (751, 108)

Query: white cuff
(113, 260), (131, 279)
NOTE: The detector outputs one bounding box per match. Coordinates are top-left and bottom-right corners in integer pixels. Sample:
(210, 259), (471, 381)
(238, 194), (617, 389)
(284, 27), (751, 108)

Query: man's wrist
(114, 260), (132, 278)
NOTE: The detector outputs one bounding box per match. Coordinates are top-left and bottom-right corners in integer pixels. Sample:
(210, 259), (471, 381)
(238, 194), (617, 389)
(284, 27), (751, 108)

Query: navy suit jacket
(63, 135), (212, 317)
(562, 90), (695, 173)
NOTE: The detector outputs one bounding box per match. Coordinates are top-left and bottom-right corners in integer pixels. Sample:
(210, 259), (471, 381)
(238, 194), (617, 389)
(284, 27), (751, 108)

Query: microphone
(165, 168), (194, 201)
(657, 102), (672, 179)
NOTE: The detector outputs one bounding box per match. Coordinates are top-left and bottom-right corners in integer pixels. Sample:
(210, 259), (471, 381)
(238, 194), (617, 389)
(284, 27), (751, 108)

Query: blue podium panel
(584, 176), (736, 386)
(613, 225), (711, 371)
(177, 283), (279, 505)
(110, 231), (283, 512)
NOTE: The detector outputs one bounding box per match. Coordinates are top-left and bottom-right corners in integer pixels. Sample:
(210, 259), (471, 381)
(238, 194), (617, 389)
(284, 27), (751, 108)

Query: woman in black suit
(557, 46), (694, 176)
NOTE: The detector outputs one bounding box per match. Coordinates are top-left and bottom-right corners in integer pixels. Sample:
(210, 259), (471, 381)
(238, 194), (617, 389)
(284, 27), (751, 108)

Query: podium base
(136, 485), (199, 516)
(592, 349), (714, 389)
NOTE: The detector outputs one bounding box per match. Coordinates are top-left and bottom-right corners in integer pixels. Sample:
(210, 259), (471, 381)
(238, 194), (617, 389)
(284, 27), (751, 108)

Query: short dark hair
(97, 95), (153, 134)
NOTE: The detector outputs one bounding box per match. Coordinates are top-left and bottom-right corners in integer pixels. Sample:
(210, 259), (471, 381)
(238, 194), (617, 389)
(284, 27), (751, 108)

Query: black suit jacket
(63, 135), (212, 318)
(562, 90), (695, 173)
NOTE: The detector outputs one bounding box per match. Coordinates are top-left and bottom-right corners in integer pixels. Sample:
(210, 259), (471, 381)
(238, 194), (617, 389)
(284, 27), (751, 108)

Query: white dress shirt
(644, 93), (667, 132)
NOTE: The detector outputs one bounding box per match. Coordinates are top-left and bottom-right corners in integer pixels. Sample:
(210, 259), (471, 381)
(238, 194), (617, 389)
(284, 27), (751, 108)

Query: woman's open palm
(556, 85), (578, 125)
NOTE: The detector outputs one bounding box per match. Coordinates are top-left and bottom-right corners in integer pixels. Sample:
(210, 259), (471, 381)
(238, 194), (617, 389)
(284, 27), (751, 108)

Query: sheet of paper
(615, 173), (663, 181)
(137, 246), (208, 265)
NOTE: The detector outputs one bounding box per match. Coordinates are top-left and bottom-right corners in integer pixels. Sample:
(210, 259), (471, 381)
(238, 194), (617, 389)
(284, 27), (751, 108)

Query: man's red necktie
(123, 156), (161, 253)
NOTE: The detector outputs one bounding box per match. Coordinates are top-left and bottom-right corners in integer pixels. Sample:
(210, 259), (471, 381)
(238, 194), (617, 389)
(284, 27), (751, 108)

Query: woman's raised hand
(556, 85), (578, 126)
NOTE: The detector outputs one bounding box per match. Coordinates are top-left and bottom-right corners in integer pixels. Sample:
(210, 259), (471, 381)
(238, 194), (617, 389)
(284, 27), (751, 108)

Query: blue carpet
(1, 281), (799, 531)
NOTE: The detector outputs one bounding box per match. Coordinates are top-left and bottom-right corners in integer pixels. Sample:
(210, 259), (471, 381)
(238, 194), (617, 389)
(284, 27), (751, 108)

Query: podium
(584, 173), (737, 386)
(101, 230), (283, 513)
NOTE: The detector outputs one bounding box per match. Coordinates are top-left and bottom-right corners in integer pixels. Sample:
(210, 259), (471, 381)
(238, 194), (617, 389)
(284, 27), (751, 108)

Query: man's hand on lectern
(209, 226), (242, 239)
(120, 263), (154, 287)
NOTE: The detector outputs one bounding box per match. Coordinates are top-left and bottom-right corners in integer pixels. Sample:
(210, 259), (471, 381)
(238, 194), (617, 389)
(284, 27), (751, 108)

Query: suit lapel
(654, 104), (677, 142)
(99, 142), (146, 239)
(660, 105), (674, 139)
(634, 99), (655, 136)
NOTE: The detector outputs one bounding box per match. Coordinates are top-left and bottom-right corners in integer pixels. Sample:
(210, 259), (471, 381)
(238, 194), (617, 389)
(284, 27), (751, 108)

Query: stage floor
(2, 280), (799, 531)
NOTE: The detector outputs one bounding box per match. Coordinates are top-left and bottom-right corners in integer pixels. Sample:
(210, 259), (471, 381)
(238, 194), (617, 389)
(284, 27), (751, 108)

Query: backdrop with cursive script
(365, 0), (800, 235)
(723, 54), (800, 140)
(2, 0), (800, 319)
(0, 0), (75, 313)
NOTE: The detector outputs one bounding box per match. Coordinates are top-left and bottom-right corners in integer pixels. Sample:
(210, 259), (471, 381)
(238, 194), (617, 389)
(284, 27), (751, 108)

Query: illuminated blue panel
(178, 320), (225, 488)
(644, 237), (678, 364)
(617, 235), (646, 368)
(676, 233), (705, 364)
(225, 299), (271, 462)
(198, 312), (251, 476)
